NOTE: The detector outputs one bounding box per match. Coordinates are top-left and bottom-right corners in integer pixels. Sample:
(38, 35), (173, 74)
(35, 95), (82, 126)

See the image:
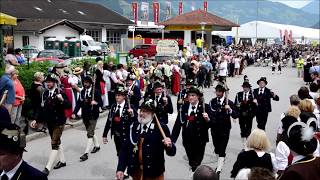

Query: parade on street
(0, 0), (320, 180)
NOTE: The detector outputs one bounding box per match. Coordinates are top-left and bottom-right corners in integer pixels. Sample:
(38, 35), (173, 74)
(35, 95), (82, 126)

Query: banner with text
(153, 2), (160, 25)
(165, 1), (172, 20)
(132, 2), (138, 25)
(141, 2), (149, 25)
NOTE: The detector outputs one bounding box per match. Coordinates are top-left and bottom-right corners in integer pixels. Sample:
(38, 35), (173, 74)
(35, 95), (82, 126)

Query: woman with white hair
(231, 129), (274, 178)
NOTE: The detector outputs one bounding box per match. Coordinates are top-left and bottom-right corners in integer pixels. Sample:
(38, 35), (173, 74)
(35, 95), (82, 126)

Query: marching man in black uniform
(116, 98), (176, 180)
(0, 107), (48, 180)
(176, 79), (196, 110)
(234, 79), (256, 149)
(103, 85), (137, 156)
(126, 74), (141, 110)
(30, 74), (71, 175)
(253, 77), (279, 130)
(72, 76), (102, 162)
(148, 81), (173, 124)
(172, 87), (210, 172)
(207, 83), (238, 176)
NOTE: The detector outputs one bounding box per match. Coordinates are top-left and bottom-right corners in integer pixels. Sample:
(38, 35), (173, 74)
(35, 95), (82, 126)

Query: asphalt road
(23, 66), (305, 180)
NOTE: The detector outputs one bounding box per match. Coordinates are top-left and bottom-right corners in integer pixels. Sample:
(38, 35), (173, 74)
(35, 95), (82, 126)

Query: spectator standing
(0, 65), (16, 113)
(30, 72), (45, 130)
(15, 48), (25, 65)
(11, 70), (26, 131)
(4, 48), (19, 66)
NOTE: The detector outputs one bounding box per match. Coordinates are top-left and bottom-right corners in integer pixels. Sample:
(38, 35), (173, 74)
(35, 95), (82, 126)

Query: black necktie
(115, 105), (121, 117)
(217, 98), (221, 105)
(1, 174), (9, 180)
(244, 93), (247, 101)
(49, 92), (52, 97)
(259, 89), (263, 95)
(190, 106), (196, 116)
(85, 90), (89, 98)
(141, 125), (148, 137)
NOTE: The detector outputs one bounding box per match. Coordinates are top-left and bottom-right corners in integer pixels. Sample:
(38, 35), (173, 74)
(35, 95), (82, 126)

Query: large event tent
(213, 21), (320, 43)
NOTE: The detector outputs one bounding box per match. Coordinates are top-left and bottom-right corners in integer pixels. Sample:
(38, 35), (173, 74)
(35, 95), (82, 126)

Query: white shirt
(85, 87), (92, 98)
(243, 91), (249, 101)
(0, 160), (23, 180)
(116, 101), (126, 116)
(116, 70), (124, 81)
(218, 61), (228, 76)
(258, 87), (265, 94)
(140, 121), (154, 134)
(48, 88), (56, 97)
(217, 96), (225, 105)
(188, 102), (199, 115)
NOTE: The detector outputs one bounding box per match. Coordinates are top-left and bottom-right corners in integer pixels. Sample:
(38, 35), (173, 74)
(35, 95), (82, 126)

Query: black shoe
(53, 161), (66, 169)
(91, 146), (100, 153)
(42, 168), (50, 176)
(80, 153), (88, 161)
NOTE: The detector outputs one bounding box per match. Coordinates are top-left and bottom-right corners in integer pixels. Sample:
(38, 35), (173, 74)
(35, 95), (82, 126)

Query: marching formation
(0, 44), (320, 180)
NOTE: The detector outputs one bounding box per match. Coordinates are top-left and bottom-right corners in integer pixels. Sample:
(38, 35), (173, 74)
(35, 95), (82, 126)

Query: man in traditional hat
(207, 83), (238, 176)
(30, 74), (71, 175)
(253, 77), (279, 130)
(177, 79), (196, 110)
(279, 119), (320, 180)
(172, 87), (210, 172)
(0, 107), (48, 180)
(125, 74), (141, 110)
(148, 81), (173, 124)
(72, 76), (102, 162)
(234, 80), (256, 149)
(103, 84), (137, 156)
(115, 98), (176, 180)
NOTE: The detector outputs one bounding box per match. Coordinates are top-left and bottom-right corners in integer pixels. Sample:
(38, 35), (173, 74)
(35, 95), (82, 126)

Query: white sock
(216, 157), (225, 172)
(93, 135), (100, 147)
(85, 138), (94, 154)
(45, 150), (59, 170)
(59, 145), (66, 163)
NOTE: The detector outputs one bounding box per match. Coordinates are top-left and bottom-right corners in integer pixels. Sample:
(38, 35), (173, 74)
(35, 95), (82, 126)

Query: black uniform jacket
(103, 101), (137, 140)
(171, 102), (209, 144)
(207, 97), (238, 130)
(0, 161), (48, 180)
(39, 88), (71, 125)
(148, 93), (173, 124)
(117, 120), (176, 178)
(253, 87), (279, 113)
(73, 88), (102, 120)
(234, 90), (257, 117)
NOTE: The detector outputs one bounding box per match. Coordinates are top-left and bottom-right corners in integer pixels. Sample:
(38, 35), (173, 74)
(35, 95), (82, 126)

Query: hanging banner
(132, 2), (138, 25)
(289, 30), (293, 45)
(284, 29), (289, 45)
(179, 1), (183, 15)
(279, 29), (282, 41)
(165, 1), (172, 20)
(153, 2), (160, 25)
(141, 2), (149, 25)
(191, 1), (195, 11)
(204, 0), (208, 13)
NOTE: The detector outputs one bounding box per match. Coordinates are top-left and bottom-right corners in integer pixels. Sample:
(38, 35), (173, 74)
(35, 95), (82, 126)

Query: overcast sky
(269, 0), (313, 8)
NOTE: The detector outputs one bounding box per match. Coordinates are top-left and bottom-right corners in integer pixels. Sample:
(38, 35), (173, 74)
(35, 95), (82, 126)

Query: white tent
(213, 21), (320, 41)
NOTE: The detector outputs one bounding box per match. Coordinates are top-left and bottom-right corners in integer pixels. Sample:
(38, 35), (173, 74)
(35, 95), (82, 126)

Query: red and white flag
(204, 0), (208, 13)
(153, 2), (160, 25)
(179, 1), (183, 15)
(132, 2), (138, 25)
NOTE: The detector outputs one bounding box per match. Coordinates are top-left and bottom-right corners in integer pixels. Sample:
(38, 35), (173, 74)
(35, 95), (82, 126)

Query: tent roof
(159, 9), (239, 28)
(213, 21), (320, 40)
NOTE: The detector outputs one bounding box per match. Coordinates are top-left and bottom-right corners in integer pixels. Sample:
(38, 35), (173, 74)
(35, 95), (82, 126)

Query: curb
(26, 111), (109, 142)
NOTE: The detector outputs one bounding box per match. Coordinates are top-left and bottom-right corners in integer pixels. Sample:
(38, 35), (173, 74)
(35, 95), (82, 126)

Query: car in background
(34, 49), (69, 64)
(129, 44), (157, 58)
(22, 46), (39, 60)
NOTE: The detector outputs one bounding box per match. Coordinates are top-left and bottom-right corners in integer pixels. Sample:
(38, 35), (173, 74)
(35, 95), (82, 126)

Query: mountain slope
(301, 0), (320, 15)
(79, 0), (319, 27)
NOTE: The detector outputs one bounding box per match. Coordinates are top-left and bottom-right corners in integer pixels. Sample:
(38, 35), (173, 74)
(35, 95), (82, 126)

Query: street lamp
(200, 22), (207, 56)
